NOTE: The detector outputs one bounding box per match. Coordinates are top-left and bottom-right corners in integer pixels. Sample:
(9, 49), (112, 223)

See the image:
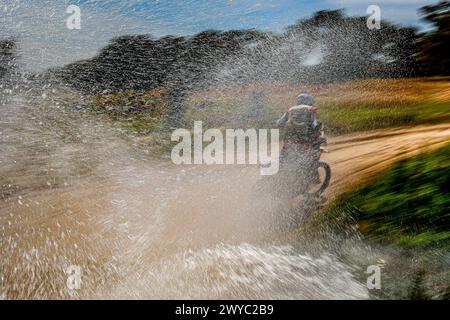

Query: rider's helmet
(297, 92), (315, 106)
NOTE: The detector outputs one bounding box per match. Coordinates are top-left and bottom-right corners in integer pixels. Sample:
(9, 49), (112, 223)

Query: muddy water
(0, 92), (381, 299)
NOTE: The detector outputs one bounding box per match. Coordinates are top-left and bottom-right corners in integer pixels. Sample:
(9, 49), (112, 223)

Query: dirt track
(323, 123), (450, 199)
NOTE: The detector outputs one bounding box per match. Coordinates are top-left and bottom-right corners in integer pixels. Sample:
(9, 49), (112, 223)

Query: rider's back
(277, 105), (319, 144)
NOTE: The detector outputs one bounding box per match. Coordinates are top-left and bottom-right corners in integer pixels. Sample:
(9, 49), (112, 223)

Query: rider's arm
(276, 112), (289, 128)
(311, 121), (326, 147)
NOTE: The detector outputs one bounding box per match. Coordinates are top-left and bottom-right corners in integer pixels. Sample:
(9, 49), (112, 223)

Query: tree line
(0, 38), (18, 86)
(1, 2), (449, 94)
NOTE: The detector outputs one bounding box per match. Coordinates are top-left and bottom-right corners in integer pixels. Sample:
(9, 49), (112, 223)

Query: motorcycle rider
(276, 92), (325, 186)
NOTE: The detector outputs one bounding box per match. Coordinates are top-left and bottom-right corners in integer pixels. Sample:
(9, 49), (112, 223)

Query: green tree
(417, 1), (450, 75)
(0, 38), (18, 80)
(285, 10), (417, 82)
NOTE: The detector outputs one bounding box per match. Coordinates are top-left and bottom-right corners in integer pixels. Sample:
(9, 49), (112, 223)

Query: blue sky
(72, 0), (435, 33)
(1, 0), (436, 70)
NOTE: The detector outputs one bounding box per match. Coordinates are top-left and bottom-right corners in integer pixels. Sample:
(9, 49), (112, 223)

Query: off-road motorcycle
(252, 134), (331, 227)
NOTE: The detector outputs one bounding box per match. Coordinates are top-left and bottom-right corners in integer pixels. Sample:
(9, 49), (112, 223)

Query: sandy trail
(1, 122), (449, 299)
(323, 123), (450, 199)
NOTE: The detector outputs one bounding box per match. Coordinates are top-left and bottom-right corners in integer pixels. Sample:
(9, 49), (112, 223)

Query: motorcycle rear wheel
(306, 160), (331, 197)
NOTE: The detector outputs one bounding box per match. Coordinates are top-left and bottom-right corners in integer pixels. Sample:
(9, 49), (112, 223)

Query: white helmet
(297, 92), (315, 106)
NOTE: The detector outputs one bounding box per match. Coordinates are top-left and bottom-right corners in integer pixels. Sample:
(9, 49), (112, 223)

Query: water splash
(107, 244), (368, 299)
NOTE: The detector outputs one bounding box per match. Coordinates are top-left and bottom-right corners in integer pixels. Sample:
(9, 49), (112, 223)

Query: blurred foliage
(90, 87), (169, 116)
(322, 144), (450, 249)
(417, 1), (450, 76)
(87, 88), (172, 138)
(320, 100), (450, 134)
(0, 38), (18, 81)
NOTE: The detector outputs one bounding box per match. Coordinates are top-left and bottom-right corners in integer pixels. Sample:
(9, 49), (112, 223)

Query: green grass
(318, 144), (450, 249)
(319, 100), (450, 134)
(185, 78), (450, 134)
(106, 112), (166, 136)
